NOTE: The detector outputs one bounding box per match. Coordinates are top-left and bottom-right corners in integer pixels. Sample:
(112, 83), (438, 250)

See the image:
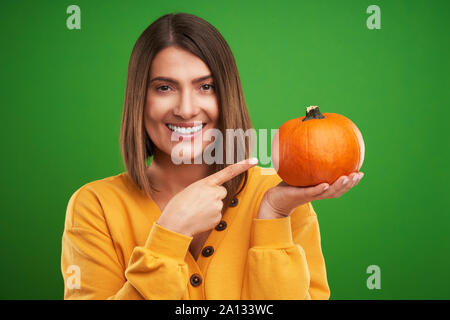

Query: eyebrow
(149, 74), (213, 84)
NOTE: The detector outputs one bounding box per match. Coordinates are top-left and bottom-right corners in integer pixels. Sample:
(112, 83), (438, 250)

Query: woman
(61, 12), (363, 300)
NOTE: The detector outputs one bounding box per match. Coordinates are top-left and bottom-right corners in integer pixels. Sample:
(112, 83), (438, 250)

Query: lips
(165, 122), (206, 128)
(166, 123), (206, 133)
(165, 122), (207, 140)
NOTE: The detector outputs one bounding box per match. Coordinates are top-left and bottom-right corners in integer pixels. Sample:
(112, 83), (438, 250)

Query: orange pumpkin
(271, 106), (365, 187)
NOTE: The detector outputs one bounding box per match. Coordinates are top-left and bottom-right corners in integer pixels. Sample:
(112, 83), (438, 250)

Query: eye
(156, 85), (172, 92)
(201, 83), (215, 92)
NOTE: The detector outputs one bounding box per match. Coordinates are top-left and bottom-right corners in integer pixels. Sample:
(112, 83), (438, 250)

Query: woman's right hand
(156, 158), (258, 237)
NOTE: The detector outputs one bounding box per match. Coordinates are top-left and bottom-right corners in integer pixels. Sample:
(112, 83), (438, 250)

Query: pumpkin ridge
(305, 121), (310, 185)
(346, 118), (365, 171)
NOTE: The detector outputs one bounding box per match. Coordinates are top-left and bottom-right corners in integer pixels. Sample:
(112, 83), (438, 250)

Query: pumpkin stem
(302, 106), (325, 121)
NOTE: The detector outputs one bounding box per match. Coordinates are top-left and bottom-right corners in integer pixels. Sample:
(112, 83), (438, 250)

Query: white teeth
(167, 124), (203, 134)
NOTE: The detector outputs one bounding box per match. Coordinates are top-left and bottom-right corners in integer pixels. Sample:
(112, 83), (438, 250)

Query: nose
(173, 89), (200, 119)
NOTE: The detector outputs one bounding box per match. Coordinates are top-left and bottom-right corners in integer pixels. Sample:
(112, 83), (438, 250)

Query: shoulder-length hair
(120, 12), (253, 214)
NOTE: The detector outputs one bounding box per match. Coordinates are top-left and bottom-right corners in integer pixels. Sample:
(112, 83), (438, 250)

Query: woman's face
(144, 46), (219, 163)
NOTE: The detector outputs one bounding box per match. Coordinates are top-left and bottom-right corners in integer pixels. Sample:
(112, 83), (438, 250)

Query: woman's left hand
(257, 172), (364, 219)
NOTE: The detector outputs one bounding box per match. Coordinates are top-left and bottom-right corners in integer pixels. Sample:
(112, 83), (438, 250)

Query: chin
(167, 144), (206, 164)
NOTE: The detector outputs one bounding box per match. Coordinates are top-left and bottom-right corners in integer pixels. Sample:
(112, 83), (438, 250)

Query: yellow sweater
(61, 166), (330, 300)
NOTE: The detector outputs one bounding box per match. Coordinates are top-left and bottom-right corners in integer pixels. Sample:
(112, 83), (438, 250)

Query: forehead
(150, 47), (211, 78)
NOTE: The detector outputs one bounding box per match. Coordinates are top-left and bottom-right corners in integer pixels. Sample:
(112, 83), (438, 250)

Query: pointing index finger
(206, 158), (259, 186)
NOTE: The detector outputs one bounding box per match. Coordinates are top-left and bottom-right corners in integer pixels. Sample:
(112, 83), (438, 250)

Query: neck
(146, 148), (213, 195)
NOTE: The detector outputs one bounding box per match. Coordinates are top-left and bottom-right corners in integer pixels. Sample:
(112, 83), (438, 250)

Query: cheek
(144, 105), (167, 143)
(144, 108), (156, 133)
(144, 94), (171, 125)
(205, 103), (220, 125)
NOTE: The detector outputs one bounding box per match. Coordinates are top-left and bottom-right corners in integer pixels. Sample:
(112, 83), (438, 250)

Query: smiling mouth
(165, 123), (207, 135)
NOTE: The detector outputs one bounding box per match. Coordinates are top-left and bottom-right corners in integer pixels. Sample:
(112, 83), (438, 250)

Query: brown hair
(120, 12), (253, 214)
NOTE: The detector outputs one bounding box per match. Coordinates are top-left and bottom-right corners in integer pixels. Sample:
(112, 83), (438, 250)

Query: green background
(1, 0), (449, 299)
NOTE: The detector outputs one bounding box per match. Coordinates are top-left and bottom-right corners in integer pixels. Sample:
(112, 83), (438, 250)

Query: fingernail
(323, 185), (329, 191)
(249, 157), (258, 165)
(352, 175), (358, 182)
(342, 178), (349, 185)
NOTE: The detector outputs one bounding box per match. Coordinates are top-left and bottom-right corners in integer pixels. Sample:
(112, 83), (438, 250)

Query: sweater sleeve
(241, 202), (330, 300)
(61, 186), (193, 300)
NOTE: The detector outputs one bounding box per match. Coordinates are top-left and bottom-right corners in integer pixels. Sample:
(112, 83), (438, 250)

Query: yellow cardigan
(61, 166), (330, 300)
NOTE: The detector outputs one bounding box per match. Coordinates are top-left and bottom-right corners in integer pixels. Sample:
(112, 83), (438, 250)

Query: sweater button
(215, 221), (227, 231)
(190, 274), (202, 287)
(230, 198), (238, 207)
(201, 246), (214, 257)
